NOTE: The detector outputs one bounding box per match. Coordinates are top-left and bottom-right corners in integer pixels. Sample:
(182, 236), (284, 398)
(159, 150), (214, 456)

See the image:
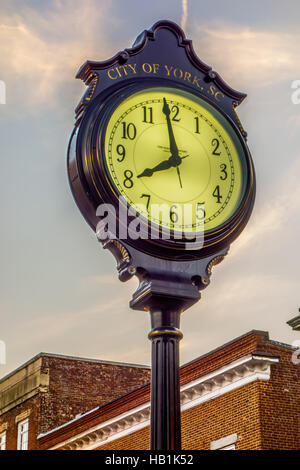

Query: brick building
(0, 353), (150, 450)
(0, 330), (299, 450)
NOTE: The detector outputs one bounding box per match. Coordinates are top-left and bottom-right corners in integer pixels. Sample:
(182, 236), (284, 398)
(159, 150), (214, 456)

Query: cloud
(182, 269), (299, 358)
(287, 113), (300, 136)
(81, 274), (119, 288)
(230, 154), (300, 257)
(2, 9), (300, 106)
(181, 0), (188, 32)
(12, 295), (126, 349)
(0, 0), (115, 105)
(192, 22), (300, 88)
(3, 284), (150, 371)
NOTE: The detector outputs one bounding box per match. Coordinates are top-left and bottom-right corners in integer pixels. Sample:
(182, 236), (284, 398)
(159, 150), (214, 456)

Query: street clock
(68, 20), (255, 262)
(67, 20), (256, 450)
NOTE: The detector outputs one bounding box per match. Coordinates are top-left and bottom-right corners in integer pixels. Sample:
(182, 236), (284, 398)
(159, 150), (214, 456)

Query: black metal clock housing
(67, 20), (256, 312)
(68, 20), (255, 264)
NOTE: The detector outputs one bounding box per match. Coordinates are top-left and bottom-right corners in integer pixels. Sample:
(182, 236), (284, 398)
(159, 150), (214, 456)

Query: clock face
(102, 86), (247, 236)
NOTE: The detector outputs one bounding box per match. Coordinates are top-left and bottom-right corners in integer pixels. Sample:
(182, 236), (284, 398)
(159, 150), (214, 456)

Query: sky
(0, 0), (300, 378)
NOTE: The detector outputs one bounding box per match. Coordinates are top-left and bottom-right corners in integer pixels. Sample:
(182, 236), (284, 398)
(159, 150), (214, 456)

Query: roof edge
(0, 352), (150, 383)
(181, 330), (270, 369)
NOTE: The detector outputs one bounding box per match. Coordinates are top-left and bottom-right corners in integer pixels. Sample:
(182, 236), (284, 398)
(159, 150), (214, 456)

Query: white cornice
(45, 353), (279, 450)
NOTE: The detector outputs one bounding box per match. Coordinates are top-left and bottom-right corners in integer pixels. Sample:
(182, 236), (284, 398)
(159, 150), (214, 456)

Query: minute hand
(162, 98), (179, 158)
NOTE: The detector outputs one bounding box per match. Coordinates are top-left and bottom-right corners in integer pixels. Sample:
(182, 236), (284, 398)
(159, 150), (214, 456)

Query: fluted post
(148, 309), (183, 450)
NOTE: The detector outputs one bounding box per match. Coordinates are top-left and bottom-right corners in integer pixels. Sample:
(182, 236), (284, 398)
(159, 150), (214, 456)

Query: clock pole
(116, 243), (230, 451)
(148, 308), (182, 450)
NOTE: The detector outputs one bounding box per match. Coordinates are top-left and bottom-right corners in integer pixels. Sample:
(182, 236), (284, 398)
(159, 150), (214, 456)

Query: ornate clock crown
(74, 19), (247, 138)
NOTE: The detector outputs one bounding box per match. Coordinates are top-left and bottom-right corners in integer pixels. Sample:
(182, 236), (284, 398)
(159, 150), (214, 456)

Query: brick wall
(101, 428), (150, 450)
(98, 337), (300, 450)
(181, 381), (262, 450)
(259, 344), (300, 449)
(38, 356), (151, 437)
(38, 384), (151, 449)
(0, 396), (40, 450)
(98, 382), (262, 450)
(3, 331), (299, 451)
(0, 354), (150, 450)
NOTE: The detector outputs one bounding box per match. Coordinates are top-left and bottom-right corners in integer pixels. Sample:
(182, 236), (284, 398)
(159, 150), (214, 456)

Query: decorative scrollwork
(75, 73), (99, 122)
(97, 231), (134, 281)
(206, 255), (225, 276)
(109, 240), (130, 263)
(85, 73), (99, 102)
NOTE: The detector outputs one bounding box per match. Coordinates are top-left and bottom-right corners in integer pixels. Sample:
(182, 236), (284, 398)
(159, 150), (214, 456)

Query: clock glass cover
(102, 87), (247, 235)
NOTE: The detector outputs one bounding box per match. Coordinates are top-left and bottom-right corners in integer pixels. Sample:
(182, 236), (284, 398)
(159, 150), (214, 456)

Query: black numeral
(213, 185), (222, 203)
(171, 105), (180, 122)
(140, 194), (151, 210)
(212, 138), (221, 156)
(196, 202), (206, 220)
(220, 163), (227, 180)
(121, 122), (136, 140)
(116, 144), (126, 162)
(194, 117), (200, 134)
(123, 170), (134, 188)
(170, 205), (179, 223)
(142, 106), (154, 124)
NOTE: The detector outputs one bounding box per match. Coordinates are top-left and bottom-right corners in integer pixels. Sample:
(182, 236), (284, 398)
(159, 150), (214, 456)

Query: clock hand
(176, 166), (182, 189)
(162, 98), (187, 188)
(162, 98), (179, 158)
(137, 155), (190, 179)
(173, 154), (190, 189)
(137, 155), (174, 178)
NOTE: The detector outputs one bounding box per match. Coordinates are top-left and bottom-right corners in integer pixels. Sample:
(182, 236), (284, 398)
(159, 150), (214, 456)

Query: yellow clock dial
(103, 87), (245, 234)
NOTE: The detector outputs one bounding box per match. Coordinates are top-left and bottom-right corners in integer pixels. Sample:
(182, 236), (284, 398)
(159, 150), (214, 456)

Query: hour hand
(137, 157), (173, 178)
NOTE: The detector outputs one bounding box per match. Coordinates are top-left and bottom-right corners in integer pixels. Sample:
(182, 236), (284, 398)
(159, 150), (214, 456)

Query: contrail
(181, 0), (188, 31)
